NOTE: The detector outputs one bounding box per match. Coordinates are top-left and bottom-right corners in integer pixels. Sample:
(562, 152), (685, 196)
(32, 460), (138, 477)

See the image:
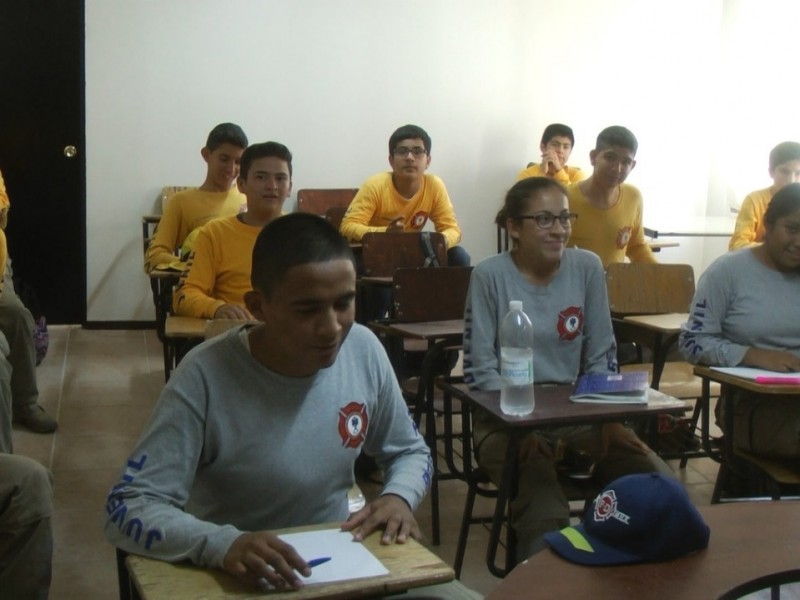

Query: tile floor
(13, 326), (736, 598)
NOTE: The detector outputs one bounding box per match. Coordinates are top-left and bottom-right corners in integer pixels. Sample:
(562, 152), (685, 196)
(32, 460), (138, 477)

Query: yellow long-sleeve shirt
(516, 163), (585, 185)
(172, 216), (261, 318)
(567, 182), (655, 267)
(729, 187), (771, 250)
(144, 187), (245, 273)
(339, 172), (462, 249)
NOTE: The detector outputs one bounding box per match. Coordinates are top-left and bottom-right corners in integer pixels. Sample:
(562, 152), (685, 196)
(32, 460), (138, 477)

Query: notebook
(570, 371), (649, 404)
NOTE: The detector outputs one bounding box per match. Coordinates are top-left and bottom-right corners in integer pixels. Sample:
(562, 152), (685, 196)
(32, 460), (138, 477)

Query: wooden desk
(489, 501), (800, 600)
(164, 315), (207, 338)
(369, 318), (464, 546)
(441, 381), (688, 571)
(693, 366), (800, 501)
(647, 239), (680, 252)
(126, 525), (454, 600)
(644, 216), (737, 238)
(621, 313), (688, 389)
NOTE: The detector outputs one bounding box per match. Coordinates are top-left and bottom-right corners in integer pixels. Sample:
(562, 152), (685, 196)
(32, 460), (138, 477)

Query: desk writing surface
(489, 502), (800, 600)
(374, 319), (464, 341)
(126, 524), (454, 600)
(644, 216), (737, 238)
(622, 313), (689, 333)
(694, 365), (800, 395)
(448, 383), (688, 428)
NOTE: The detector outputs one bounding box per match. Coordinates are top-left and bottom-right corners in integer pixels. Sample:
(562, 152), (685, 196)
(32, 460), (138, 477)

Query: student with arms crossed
(106, 213), (479, 599)
(566, 125), (655, 267)
(144, 122), (248, 273)
(729, 141), (800, 250)
(463, 177), (671, 562)
(173, 142), (292, 320)
(516, 123), (585, 185)
(682, 183), (800, 458)
(340, 124), (470, 267)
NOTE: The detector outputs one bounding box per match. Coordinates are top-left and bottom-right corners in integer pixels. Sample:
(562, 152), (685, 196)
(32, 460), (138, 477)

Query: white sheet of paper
(277, 529), (389, 586)
(710, 366), (800, 380)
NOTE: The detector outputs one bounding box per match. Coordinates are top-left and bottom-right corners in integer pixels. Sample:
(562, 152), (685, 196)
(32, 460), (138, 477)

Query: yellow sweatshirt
(729, 187), (771, 250)
(516, 163), (585, 185)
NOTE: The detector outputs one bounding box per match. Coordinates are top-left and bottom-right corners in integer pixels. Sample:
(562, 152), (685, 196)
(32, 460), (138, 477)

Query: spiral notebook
(570, 371), (649, 404)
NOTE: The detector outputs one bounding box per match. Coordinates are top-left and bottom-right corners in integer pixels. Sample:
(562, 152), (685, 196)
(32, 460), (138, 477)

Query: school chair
(606, 262), (720, 465)
(369, 266), (472, 545)
(295, 188), (358, 215)
(361, 231), (447, 277)
(324, 205), (348, 230)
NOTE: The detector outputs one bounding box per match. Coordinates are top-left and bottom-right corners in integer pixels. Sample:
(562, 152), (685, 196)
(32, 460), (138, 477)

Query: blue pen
(307, 557), (332, 568)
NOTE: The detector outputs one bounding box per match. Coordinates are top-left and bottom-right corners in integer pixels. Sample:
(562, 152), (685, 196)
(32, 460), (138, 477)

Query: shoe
(13, 404), (58, 433)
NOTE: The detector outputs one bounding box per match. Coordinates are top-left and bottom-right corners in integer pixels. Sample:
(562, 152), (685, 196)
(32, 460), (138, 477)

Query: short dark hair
(495, 177), (568, 227)
(764, 182), (800, 227)
(769, 141), (800, 171)
(205, 123), (248, 152)
(595, 125), (638, 155)
(251, 213), (355, 297)
(541, 123), (575, 146)
(389, 124), (432, 155)
(239, 142), (293, 180)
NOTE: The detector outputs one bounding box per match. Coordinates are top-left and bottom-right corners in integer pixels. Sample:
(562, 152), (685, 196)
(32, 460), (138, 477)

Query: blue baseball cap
(544, 473), (710, 565)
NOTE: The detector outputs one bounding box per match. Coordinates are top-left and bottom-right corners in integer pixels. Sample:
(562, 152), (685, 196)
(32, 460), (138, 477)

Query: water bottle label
(500, 354), (533, 386)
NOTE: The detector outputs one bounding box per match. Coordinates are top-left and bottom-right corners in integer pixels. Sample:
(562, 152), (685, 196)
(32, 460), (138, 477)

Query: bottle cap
(509, 300), (523, 311)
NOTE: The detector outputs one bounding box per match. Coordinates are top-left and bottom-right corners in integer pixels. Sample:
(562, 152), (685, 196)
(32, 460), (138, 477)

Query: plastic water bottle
(499, 300), (535, 416)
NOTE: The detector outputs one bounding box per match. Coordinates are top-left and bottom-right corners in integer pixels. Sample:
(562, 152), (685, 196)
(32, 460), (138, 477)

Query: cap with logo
(544, 472), (710, 566)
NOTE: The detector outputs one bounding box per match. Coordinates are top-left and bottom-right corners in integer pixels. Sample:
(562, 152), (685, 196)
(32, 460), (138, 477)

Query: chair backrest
(160, 185), (192, 211)
(295, 188), (358, 215)
(606, 263), (695, 315)
(392, 266), (473, 322)
(361, 232), (447, 277)
(324, 205), (348, 229)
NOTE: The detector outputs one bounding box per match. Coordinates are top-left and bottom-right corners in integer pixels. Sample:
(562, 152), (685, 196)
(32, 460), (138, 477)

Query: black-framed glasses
(516, 211), (577, 229)
(393, 146), (427, 158)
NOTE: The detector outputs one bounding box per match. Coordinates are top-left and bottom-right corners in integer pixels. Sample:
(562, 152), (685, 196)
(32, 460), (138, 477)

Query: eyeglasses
(516, 211), (578, 229)
(393, 146), (427, 158)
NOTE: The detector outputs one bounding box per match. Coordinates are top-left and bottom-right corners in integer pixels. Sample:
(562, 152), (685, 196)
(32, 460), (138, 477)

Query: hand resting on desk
(222, 530), (311, 590)
(743, 347), (800, 373)
(341, 493), (421, 545)
(213, 303), (254, 320)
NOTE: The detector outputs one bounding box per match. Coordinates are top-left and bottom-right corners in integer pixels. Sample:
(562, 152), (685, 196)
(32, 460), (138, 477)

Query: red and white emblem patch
(557, 306), (583, 341)
(338, 402), (368, 449)
(411, 211), (428, 229)
(616, 226), (632, 249)
(593, 489), (630, 524)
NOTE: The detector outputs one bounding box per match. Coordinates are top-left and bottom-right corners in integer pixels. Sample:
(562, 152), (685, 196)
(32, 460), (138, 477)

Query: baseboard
(83, 321), (156, 330)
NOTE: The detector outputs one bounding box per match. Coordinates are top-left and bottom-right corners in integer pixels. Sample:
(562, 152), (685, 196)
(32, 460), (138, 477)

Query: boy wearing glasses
(340, 124), (470, 267)
(517, 123), (585, 185)
(566, 125), (655, 267)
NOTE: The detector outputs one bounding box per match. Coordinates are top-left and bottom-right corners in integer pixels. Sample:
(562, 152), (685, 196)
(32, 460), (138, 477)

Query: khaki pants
(0, 454), (53, 600)
(473, 408), (672, 562)
(726, 389), (800, 458)
(0, 273), (39, 412)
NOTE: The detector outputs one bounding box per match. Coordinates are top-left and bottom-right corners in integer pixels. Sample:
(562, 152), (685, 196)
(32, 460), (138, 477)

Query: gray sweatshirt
(103, 324), (431, 568)
(680, 248), (800, 366)
(463, 250), (617, 390)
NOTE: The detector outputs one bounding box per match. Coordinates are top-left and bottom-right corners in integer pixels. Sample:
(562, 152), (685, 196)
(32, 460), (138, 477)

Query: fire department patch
(593, 489), (630, 524)
(338, 402), (368, 449)
(616, 226), (632, 249)
(557, 306), (583, 341)
(411, 211), (428, 228)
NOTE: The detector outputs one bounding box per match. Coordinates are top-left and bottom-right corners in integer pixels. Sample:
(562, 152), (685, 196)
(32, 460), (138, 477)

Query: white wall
(86, 0), (775, 321)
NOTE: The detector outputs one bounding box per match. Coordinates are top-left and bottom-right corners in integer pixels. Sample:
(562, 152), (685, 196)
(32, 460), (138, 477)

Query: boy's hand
(223, 531), (310, 590)
(385, 216), (405, 233)
(214, 304), (254, 320)
(541, 149), (563, 175)
(341, 493), (421, 544)
(743, 348), (800, 372)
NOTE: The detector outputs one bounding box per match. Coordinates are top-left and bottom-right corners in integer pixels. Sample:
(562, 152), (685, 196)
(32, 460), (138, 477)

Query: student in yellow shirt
(517, 123), (585, 185)
(729, 141), (800, 250)
(566, 126), (655, 267)
(144, 123), (248, 273)
(172, 142), (292, 320)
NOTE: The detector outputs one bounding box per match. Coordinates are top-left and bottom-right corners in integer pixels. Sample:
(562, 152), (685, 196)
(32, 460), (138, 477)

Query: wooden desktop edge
(693, 365), (800, 394)
(125, 523), (454, 600)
